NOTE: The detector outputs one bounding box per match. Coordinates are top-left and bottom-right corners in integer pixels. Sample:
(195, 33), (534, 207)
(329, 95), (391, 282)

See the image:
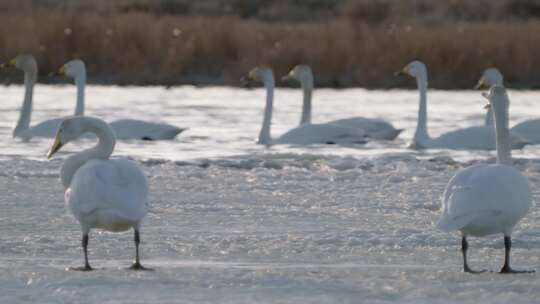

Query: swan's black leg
(129, 229), (152, 271)
(500, 235), (534, 274)
(70, 234), (93, 271)
(462, 235), (486, 274)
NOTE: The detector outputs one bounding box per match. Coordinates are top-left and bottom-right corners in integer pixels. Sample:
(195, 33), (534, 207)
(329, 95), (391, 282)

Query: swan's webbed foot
(499, 265), (535, 274)
(129, 262), (153, 271)
(464, 265), (488, 274)
(69, 264), (93, 271)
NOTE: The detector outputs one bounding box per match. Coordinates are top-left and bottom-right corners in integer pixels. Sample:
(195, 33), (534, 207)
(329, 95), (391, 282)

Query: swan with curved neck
(283, 64), (402, 140)
(247, 67), (366, 145)
(476, 67), (540, 144)
(0, 55), (83, 140)
(399, 60), (527, 150)
(47, 116), (150, 271)
(57, 59), (185, 140)
(437, 86), (533, 273)
(475, 68), (503, 127)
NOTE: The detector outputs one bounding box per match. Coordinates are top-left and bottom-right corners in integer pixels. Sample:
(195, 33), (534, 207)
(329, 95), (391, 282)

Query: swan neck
(300, 79), (313, 125)
(258, 80), (274, 144)
(484, 107), (494, 127)
(74, 72), (86, 116)
(61, 118), (116, 188)
(493, 103), (512, 165)
(13, 71), (35, 136)
(257, 79), (274, 145)
(413, 75), (429, 143)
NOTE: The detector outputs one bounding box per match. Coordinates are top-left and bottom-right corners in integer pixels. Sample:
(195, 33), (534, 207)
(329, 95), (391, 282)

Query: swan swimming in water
(283, 64), (402, 140)
(245, 67), (367, 145)
(397, 61), (528, 150)
(437, 86), (533, 273)
(0, 54), (83, 140)
(55, 59), (185, 140)
(47, 116), (150, 271)
(476, 67), (540, 144)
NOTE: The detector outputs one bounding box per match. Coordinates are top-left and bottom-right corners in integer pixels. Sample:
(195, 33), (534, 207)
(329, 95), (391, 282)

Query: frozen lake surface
(2, 85), (540, 303)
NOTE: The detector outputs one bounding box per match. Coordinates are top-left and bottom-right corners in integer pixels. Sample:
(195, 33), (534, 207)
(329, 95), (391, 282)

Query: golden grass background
(2, 0), (540, 88)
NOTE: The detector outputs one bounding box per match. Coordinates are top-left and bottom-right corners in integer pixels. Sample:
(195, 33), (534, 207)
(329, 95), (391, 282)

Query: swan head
(246, 67), (274, 85)
(282, 65), (313, 84)
(47, 116), (86, 158)
(475, 68), (503, 89)
(1, 54), (37, 78)
(482, 85), (509, 113)
(56, 59), (86, 79)
(397, 60), (427, 79)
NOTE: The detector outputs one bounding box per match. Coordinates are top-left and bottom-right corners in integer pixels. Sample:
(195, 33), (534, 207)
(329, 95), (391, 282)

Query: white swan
(47, 116), (150, 271)
(474, 68), (503, 127)
(437, 86), (533, 273)
(283, 64), (402, 140)
(57, 59), (185, 140)
(246, 67), (366, 145)
(0, 54), (83, 140)
(476, 67), (540, 144)
(398, 61), (528, 150)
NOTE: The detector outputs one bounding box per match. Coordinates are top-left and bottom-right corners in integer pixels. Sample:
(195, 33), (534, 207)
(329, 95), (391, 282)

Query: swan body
(64, 59), (184, 141)
(284, 64), (402, 140)
(511, 119), (540, 143)
(47, 116), (150, 270)
(247, 67), (366, 145)
(438, 163), (530, 236)
(437, 86), (532, 273)
(401, 61), (527, 150)
(277, 123), (366, 145)
(109, 119), (185, 140)
(477, 67), (540, 144)
(1, 55), (84, 140)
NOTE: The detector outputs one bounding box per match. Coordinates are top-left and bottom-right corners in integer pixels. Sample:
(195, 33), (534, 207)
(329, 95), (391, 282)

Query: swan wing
(433, 126), (495, 150)
(329, 117), (401, 140)
(511, 119), (540, 143)
(16, 118), (64, 140)
(438, 164), (531, 233)
(67, 159), (148, 222)
(109, 119), (185, 140)
(277, 123), (366, 145)
(432, 126), (527, 150)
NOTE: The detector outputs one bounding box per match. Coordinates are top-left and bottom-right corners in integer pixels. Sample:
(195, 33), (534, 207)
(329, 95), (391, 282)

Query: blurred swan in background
(283, 64), (402, 140)
(398, 60), (527, 150)
(1, 54), (83, 140)
(245, 67), (366, 145)
(58, 59), (185, 140)
(47, 116), (150, 271)
(476, 67), (540, 144)
(437, 86), (533, 273)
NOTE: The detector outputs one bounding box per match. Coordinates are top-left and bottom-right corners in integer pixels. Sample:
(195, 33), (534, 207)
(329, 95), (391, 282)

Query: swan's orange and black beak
(240, 69), (258, 87)
(49, 66), (66, 77)
(0, 58), (16, 69)
(394, 66), (409, 77)
(47, 135), (64, 159)
(474, 76), (487, 90)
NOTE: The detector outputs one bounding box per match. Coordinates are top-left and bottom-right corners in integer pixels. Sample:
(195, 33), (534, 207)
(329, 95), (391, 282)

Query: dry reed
(2, 9), (540, 88)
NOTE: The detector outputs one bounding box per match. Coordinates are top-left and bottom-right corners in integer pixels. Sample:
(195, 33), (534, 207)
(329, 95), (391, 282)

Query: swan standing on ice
(476, 68), (540, 144)
(437, 86), (533, 273)
(283, 64), (402, 140)
(55, 59), (185, 140)
(397, 61), (528, 150)
(245, 67), (366, 145)
(47, 116), (150, 271)
(0, 54), (83, 140)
